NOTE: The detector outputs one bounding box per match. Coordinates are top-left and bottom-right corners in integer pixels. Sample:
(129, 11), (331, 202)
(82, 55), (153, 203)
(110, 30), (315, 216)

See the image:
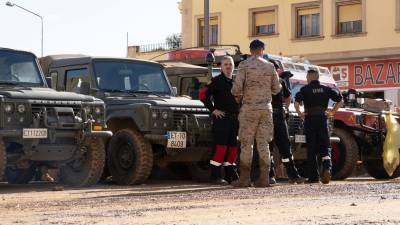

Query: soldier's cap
(249, 39), (265, 50)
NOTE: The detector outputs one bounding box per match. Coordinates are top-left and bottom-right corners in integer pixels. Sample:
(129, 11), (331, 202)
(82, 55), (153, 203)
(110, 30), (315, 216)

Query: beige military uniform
(232, 55), (281, 186)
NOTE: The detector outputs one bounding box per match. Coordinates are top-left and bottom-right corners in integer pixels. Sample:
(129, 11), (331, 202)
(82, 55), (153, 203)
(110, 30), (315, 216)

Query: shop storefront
(322, 59), (400, 107)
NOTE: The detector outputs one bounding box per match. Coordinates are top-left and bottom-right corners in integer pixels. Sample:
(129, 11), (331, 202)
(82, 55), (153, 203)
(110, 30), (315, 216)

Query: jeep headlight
(94, 106), (102, 115)
(152, 111), (158, 119)
(83, 106), (91, 114)
(161, 111), (168, 120)
(17, 104), (26, 113)
(4, 103), (13, 113)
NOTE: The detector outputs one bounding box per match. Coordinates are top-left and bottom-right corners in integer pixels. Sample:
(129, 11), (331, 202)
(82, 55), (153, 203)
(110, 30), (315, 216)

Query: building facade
(179, 0), (400, 105)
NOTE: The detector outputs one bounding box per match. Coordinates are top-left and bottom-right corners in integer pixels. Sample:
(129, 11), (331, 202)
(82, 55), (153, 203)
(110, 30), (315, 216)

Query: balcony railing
(139, 42), (182, 53)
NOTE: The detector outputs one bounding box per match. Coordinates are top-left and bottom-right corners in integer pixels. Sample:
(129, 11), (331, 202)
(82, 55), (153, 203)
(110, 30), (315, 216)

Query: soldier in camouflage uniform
(231, 40), (281, 187)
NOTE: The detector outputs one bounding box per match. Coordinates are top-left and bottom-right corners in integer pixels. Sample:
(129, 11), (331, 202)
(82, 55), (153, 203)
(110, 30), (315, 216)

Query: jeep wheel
(331, 128), (358, 180)
(0, 139), (6, 181)
(60, 138), (105, 186)
(364, 159), (400, 179)
(107, 129), (153, 185)
(5, 164), (36, 184)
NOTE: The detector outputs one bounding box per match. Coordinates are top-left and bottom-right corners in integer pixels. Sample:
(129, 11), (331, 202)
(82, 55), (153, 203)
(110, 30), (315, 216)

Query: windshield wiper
(101, 89), (164, 97)
(129, 90), (163, 97)
(102, 89), (138, 96)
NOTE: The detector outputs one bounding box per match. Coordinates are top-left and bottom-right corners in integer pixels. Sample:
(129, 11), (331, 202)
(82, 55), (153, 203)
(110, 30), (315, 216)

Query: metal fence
(139, 42), (182, 53)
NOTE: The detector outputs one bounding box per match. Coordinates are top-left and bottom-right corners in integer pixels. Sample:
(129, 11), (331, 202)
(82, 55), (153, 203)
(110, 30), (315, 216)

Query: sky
(0, 0), (181, 57)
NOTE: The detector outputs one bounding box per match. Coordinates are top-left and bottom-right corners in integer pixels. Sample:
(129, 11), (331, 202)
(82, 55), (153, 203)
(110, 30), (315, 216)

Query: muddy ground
(0, 177), (399, 225)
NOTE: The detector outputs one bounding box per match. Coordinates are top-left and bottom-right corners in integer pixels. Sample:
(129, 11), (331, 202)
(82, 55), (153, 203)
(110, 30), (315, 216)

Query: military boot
(210, 165), (228, 185)
(284, 159), (306, 184)
(232, 165), (251, 188)
(254, 159), (271, 188)
(321, 158), (332, 184)
(224, 165), (239, 184)
(269, 157), (277, 184)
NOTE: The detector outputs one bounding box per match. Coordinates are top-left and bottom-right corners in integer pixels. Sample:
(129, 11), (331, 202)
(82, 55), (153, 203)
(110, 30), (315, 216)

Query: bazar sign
(322, 59), (400, 90)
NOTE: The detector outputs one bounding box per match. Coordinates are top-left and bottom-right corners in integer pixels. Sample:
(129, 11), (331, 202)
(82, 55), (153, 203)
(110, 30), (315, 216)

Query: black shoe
(289, 176), (307, 184)
(224, 165), (239, 184)
(321, 169), (331, 184)
(210, 164), (228, 185)
(269, 176), (277, 185)
(211, 178), (229, 185)
(305, 179), (321, 184)
(283, 160), (303, 183)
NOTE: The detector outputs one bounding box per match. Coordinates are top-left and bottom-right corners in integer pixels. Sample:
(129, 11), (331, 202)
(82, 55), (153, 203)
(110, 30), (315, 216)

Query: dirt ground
(0, 177), (399, 225)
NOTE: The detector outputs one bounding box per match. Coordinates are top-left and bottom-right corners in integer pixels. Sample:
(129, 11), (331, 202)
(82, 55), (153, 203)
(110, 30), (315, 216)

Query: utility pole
(126, 32), (129, 57)
(204, 0), (210, 50)
(204, 0), (214, 79)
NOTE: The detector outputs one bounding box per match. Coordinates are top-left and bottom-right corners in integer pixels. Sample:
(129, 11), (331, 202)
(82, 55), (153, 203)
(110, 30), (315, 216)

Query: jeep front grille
(31, 104), (81, 116)
(288, 115), (303, 136)
(173, 113), (188, 130)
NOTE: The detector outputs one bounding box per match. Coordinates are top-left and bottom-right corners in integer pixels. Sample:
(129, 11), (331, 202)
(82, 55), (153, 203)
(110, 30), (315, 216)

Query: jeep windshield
(93, 60), (172, 95)
(0, 50), (43, 86)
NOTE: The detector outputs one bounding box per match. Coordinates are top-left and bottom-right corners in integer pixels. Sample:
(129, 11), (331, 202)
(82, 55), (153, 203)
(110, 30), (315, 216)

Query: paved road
(0, 178), (399, 225)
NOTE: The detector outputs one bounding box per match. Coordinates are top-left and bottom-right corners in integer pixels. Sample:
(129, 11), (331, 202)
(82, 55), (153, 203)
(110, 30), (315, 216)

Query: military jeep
(39, 55), (212, 185)
(0, 48), (111, 186)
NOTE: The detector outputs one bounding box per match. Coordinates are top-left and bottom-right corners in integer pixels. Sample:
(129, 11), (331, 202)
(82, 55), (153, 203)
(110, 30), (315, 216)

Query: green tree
(166, 33), (182, 49)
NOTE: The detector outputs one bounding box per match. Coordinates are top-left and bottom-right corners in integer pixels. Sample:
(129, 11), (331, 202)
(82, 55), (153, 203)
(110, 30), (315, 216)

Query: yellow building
(178, 0), (400, 105)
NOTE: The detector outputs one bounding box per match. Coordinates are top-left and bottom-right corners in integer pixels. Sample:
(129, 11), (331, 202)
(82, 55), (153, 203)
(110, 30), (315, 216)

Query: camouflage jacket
(232, 55), (281, 111)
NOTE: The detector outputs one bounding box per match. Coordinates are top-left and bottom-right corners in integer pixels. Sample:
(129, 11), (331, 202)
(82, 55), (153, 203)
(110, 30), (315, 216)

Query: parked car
(39, 55), (213, 184)
(0, 48), (111, 186)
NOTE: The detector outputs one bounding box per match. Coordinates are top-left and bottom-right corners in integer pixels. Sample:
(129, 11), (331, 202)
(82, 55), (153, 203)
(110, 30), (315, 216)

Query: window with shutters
(249, 6), (278, 37)
(333, 0), (366, 36)
(337, 2), (362, 34)
(198, 17), (219, 47)
(296, 7), (321, 38)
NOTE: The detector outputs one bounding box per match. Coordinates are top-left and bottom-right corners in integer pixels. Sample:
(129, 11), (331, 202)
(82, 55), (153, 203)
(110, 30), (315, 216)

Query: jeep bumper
(289, 135), (341, 143)
(0, 129), (112, 138)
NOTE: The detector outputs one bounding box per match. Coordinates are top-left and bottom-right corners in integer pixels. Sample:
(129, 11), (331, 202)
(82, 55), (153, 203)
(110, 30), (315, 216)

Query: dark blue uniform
(270, 79), (303, 181)
(295, 80), (342, 181)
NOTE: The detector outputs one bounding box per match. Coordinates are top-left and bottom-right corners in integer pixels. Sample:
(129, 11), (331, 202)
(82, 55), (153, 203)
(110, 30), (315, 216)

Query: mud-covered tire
(364, 159), (400, 179)
(5, 164), (36, 184)
(59, 138), (105, 187)
(0, 139), (6, 181)
(107, 129), (153, 185)
(331, 128), (359, 180)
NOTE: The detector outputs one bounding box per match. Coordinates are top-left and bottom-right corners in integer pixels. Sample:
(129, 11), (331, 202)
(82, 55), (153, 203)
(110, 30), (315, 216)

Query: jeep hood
(0, 88), (95, 102)
(106, 96), (206, 108)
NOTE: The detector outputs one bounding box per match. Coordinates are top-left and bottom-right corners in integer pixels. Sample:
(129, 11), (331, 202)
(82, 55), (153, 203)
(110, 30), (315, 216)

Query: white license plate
(23, 128), (48, 139)
(295, 135), (306, 143)
(167, 131), (187, 149)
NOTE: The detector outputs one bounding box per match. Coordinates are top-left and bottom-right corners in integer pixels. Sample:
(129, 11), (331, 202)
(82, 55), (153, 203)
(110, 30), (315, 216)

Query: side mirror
(80, 81), (91, 95)
(172, 87), (178, 96)
(45, 77), (52, 88)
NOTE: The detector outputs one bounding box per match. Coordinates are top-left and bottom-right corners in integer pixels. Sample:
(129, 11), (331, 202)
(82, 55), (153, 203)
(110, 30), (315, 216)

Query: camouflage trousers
(238, 109), (274, 169)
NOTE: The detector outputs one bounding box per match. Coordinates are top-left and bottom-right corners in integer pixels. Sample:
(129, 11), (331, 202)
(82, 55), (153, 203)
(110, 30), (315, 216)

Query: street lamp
(6, 1), (44, 57)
